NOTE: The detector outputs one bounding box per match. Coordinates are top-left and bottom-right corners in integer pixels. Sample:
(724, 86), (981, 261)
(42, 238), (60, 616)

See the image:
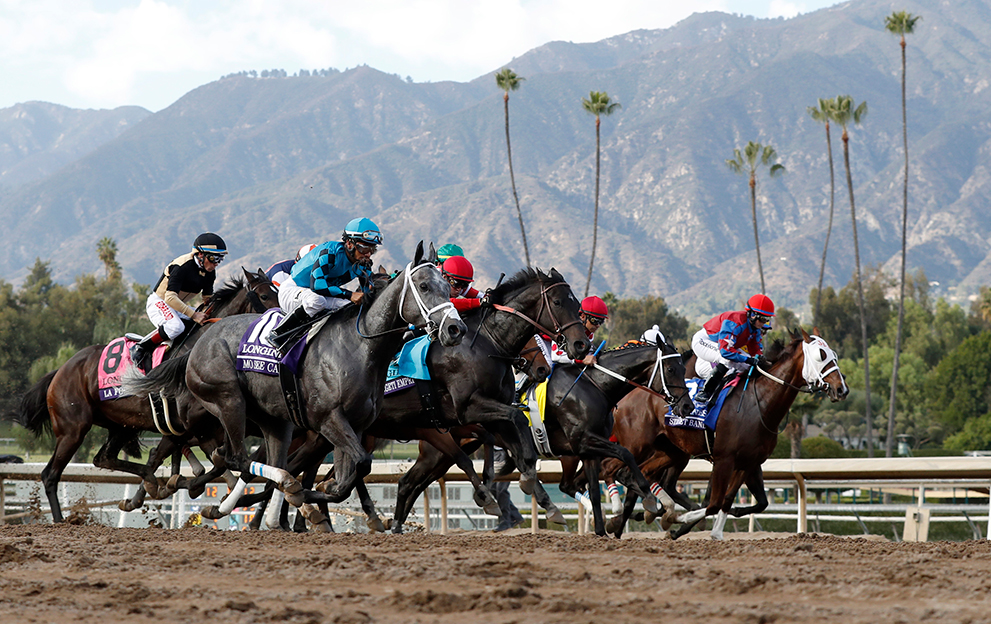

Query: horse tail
(121, 353), (191, 401)
(11, 369), (58, 436)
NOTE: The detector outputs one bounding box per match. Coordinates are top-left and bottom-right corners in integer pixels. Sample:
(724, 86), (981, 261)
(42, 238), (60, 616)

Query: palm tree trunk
(504, 92), (531, 267)
(585, 116), (601, 297)
(814, 121), (836, 324)
(750, 174), (765, 294)
(844, 131), (874, 457)
(887, 35), (910, 458)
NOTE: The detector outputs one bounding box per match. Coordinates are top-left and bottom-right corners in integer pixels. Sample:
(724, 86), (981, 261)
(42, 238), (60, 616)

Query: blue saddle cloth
(665, 375), (739, 431)
(386, 334), (432, 382)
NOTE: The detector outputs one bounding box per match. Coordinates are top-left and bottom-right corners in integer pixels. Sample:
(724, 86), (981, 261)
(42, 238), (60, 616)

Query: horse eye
(553, 299), (561, 306)
(419, 283), (429, 291)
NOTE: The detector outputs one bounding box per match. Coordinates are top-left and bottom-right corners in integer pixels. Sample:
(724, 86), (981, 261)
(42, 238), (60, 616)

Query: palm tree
(725, 141), (786, 295)
(808, 97), (838, 323)
(884, 11), (921, 457)
(96, 236), (121, 281)
(833, 94), (873, 457)
(581, 91), (621, 297)
(495, 68), (531, 267)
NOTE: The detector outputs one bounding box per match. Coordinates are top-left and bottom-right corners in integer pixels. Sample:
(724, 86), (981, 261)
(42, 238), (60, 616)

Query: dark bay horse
(604, 328), (848, 539)
(12, 269), (279, 522)
(124, 243), (467, 520)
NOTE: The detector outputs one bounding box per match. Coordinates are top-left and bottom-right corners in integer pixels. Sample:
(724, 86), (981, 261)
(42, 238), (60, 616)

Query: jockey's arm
(716, 320), (751, 364)
(309, 247), (352, 298)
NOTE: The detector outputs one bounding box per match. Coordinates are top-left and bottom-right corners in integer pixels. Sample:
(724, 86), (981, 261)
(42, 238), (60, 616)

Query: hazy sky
(1, 0), (845, 112)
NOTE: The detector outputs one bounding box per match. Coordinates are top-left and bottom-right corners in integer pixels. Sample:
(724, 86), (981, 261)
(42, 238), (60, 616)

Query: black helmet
(192, 233), (228, 256)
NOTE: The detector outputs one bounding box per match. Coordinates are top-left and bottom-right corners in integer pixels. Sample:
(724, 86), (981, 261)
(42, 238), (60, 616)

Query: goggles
(348, 230), (383, 245)
(584, 315), (606, 327)
(351, 242), (378, 256)
(750, 312), (772, 326)
(444, 275), (470, 290)
(204, 253), (225, 264)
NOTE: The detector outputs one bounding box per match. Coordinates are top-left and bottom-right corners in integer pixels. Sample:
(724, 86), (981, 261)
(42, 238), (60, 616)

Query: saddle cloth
(665, 375), (742, 431)
(384, 334), (432, 395)
(235, 308), (316, 376)
(97, 337), (168, 401)
(519, 381), (554, 457)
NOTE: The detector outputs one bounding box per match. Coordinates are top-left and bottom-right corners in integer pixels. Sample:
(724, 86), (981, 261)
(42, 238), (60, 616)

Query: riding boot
(696, 363), (729, 405)
(130, 327), (166, 373)
(268, 306), (311, 355)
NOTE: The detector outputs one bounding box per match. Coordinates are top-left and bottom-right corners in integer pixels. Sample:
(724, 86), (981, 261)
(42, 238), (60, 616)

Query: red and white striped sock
(607, 483), (620, 500)
(650, 482), (665, 499)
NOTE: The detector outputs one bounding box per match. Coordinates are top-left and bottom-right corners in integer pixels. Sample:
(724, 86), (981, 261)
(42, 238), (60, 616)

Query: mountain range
(1, 0), (989, 322)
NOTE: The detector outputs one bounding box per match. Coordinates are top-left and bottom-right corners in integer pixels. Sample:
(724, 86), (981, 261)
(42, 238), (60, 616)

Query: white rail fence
(2, 457), (990, 539)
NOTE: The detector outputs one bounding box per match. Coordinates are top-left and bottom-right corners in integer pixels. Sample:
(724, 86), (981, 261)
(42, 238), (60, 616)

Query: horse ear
(812, 326), (822, 337)
(548, 267), (563, 281)
(427, 242), (437, 264)
(801, 327), (811, 342)
(414, 241), (425, 265)
(241, 266), (255, 283)
(377, 264), (387, 275)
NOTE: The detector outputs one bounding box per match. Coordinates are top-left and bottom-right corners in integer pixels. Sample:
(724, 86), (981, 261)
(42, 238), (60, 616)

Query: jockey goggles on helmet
(584, 315), (605, 327)
(203, 253), (225, 264)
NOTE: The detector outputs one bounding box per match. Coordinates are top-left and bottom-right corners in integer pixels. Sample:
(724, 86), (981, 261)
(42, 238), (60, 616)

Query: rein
(591, 348), (684, 402)
(490, 281), (582, 345)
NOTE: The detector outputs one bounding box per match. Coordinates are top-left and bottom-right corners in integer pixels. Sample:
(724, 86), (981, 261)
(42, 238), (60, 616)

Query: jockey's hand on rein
(480, 290), (494, 308)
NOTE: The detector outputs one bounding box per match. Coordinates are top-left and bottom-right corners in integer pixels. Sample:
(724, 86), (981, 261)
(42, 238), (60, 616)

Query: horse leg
(575, 432), (671, 515)
(709, 469), (749, 540)
(668, 456), (735, 539)
(390, 446), (455, 534)
(41, 420), (91, 523)
(728, 468), (769, 518)
(607, 488), (640, 538)
(583, 458), (606, 536)
(308, 410), (372, 504)
(117, 436), (182, 511)
(422, 432), (499, 516)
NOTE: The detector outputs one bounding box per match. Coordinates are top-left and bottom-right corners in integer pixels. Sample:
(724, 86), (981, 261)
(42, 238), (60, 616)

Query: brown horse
(13, 268), (278, 522)
(603, 328), (848, 539)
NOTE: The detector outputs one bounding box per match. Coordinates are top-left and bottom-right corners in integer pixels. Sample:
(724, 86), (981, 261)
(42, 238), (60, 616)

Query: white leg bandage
(710, 510), (728, 540)
(265, 490), (285, 530)
(218, 478), (247, 515)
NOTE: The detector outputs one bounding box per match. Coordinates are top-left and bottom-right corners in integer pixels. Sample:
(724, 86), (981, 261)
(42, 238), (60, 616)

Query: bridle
(590, 344), (687, 404)
(752, 338), (841, 395)
(491, 281), (583, 347)
(357, 262), (460, 339)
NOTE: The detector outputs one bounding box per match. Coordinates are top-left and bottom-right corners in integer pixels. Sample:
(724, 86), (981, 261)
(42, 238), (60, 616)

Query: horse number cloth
(235, 308), (307, 376)
(665, 375), (742, 431)
(384, 334), (432, 395)
(520, 381), (554, 457)
(97, 337), (167, 401)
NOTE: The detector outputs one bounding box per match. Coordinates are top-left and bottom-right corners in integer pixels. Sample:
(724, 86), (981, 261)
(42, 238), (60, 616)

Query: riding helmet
(296, 243), (317, 262)
(192, 233), (228, 255)
(442, 256), (474, 282)
(746, 294), (775, 317)
(343, 217), (383, 245)
(580, 296), (609, 319)
(436, 243), (464, 263)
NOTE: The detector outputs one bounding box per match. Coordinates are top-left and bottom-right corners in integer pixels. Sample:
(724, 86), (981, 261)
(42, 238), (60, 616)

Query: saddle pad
(97, 337), (167, 401)
(386, 334), (432, 382)
(384, 376), (416, 396)
(666, 375), (741, 431)
(520, 381), (554, 457)
(235, 309), (309, 376)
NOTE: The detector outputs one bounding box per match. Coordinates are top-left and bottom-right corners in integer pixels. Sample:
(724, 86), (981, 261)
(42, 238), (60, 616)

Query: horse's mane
(605, 340), (651, 353)
(207, 276), (246, 312)
(764, 336), (800, 364)
(487, 267), (560, 305)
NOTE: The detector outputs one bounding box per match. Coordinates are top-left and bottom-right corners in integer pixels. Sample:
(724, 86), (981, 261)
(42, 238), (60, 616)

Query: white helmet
(640, 324), (666, 346)
(296, 244), (317, 262)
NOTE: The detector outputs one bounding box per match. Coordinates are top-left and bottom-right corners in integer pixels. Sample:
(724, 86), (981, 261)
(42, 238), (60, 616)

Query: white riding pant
(691, 328), (748, 380)
(278, 280), (349, 317)
(146, 293), (189, 340)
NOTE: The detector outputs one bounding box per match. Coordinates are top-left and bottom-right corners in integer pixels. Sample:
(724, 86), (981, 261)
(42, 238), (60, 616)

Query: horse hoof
(482, 502), (502, 516)
(315, 479), (335, 493)
(143, 478), (161, 500)
(118, 500), (139, 512)
(605, 515), (624, 535)
(546, 507), (566, 525)
(201, 505), (224, 520)
(660, 510), (679, 531)
(642, 495), (659, 515)
(382, 518), (393, 531)
(367, 516), (386, 533)
(644, 510), (658, 524)
(310, 520), (333, 533)
(166, 474), (184, 491)
(391, 524), (404, 535)
(518, 475), (536, 496)
(284, 491), (305, 508)
(279, 476), (302, 496)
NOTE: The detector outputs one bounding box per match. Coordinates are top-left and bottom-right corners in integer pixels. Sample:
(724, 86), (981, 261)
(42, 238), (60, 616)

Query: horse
(123, 242), (468, 522)
(604, 328), (848, 539)
(12, 268), (279, 522)
(234, 267), (588, 533)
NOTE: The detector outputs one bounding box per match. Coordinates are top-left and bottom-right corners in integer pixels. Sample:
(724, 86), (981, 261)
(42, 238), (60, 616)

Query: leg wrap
(218, 478), (247, 515)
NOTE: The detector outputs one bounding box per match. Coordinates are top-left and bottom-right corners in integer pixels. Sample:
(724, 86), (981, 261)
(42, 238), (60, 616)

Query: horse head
(396, 241), (467, 347)
(799, 327), (849, 402)
(535, 268), (589, 360)
(244, 267), (280, 311)
(654, 340), (694, 418)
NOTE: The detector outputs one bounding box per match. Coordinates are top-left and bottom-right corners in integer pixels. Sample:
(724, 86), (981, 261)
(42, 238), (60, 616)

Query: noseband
(491, 281), (582, 346)
(357, 262), (461, 340)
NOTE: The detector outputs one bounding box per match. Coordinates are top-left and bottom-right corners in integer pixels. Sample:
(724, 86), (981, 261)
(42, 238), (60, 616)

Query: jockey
(547, 295), (608, 367)
(266, 243), (316, 288)
(441, 256), (484, 312)
(692, 293), (775, 404)
(639, 324), (666, 346)
(131, 232), (228, 371)
(268, 218), (381, 353)
(435, 243), (464, 267)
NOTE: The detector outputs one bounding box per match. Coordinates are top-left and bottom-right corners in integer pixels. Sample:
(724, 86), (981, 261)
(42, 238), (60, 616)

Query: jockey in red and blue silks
(440, 255), (485, 312)
(692, 293), (775, 404)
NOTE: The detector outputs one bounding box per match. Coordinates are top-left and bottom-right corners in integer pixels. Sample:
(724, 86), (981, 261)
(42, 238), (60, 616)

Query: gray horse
(124, 242), (466, 520)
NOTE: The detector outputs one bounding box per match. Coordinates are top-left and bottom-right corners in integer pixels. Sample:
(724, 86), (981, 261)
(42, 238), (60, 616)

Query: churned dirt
(1, 524), (989, 624)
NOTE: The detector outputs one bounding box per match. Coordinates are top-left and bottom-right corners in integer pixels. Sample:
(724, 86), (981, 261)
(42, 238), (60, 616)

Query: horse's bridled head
(440, 316), (467, 346)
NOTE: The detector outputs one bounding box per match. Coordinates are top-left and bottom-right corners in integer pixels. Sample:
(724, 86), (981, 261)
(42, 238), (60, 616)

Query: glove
(746, 356), (760, 368)
(480, 290), (494, 308)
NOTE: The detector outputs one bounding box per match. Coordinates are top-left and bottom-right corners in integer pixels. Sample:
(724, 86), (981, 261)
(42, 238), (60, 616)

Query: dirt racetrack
(1, 525), (990, 624)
